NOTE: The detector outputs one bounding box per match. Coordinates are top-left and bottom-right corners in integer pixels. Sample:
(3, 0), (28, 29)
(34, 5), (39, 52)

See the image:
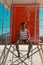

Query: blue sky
(0, 3), (10, 35)
(40, 8), (43, 36)
(0, 3), (43, 36)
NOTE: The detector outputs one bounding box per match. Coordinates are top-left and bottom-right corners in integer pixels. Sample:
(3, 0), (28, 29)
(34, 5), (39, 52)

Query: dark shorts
(17, 39), (31, 44)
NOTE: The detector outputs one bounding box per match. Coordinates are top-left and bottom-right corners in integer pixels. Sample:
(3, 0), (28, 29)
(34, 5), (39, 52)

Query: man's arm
(18, 31), (20, 40)
(27, 30), (30, 40)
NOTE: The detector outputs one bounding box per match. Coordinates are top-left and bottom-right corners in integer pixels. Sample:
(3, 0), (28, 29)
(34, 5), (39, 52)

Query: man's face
(21, 24), (25, 29)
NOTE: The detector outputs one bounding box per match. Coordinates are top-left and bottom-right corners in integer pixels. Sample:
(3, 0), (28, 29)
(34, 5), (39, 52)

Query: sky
(0, 3), (10, 35)
(0, 3), (43, 36)
(40, 8), (43, 36)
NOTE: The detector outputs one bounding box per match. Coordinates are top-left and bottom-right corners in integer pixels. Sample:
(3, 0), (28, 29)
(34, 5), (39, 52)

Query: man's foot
(18, 54), (20, 57)
(27, 53), (29, 58)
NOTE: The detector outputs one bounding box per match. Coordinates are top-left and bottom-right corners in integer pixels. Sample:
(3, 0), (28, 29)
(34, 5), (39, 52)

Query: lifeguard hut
(0, 0), (43, 65)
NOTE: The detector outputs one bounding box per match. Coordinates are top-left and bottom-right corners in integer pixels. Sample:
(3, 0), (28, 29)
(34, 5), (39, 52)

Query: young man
(16, 22), (32, 58)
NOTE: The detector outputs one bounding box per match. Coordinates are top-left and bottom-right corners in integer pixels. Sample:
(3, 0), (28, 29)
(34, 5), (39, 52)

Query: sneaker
(18, 54), (20, 57)
(27, 53), (29, 58)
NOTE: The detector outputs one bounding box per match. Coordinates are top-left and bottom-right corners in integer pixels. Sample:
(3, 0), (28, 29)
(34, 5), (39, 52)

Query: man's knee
(16, 40), (22, 44)
(16, 40), (20, 44)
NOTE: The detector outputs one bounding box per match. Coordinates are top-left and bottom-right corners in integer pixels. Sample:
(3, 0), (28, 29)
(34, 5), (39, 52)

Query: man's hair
(21, 22), (25, 25)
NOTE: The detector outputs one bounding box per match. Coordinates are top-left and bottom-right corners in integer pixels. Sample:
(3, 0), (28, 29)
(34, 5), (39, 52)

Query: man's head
(21, 22), (26, 30)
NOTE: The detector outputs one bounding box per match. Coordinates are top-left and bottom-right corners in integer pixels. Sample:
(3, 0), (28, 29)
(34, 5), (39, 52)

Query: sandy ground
(0, 45), (43, 65)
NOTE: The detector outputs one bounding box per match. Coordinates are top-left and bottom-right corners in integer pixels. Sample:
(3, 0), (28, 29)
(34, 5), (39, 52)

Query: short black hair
(21, 22), (25, 25)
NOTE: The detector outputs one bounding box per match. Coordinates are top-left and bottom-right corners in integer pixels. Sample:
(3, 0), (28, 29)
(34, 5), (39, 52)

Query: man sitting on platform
(16, 22), (32, 58)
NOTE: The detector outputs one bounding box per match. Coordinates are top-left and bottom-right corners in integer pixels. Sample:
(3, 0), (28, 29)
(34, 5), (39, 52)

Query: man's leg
(27, 40), (32, 58)
(16, 40), (20, 57)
